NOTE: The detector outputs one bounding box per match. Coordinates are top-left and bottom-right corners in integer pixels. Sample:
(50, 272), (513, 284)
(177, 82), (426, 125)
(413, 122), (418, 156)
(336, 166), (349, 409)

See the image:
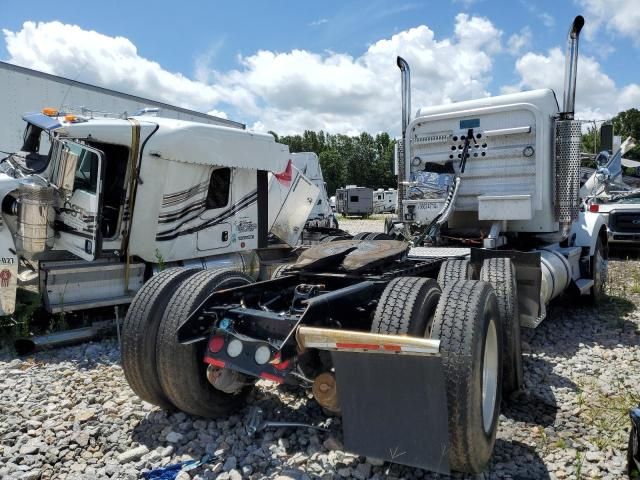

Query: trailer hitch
(244, 406), (329, 437)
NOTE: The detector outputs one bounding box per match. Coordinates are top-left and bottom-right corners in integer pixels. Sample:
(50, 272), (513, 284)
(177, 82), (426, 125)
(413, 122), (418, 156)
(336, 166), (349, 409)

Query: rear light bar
(296, 326), (440, 356)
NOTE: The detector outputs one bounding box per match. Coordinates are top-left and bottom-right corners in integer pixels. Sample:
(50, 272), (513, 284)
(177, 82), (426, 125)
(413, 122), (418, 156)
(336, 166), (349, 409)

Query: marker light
(42, 108), (58, 116)
(227, 339), (243, 358)
(208, 336), (224, 353)
(64, 114), (77, 122)
(254, 345), (271, 365)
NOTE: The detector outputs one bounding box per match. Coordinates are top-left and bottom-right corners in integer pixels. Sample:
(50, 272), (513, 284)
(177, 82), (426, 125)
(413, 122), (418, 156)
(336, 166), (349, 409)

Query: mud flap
(332, 352), (449, 473)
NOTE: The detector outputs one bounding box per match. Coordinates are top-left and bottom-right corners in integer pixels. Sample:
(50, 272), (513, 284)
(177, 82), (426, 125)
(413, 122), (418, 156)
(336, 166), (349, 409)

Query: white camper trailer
(373, 188), (397, 213)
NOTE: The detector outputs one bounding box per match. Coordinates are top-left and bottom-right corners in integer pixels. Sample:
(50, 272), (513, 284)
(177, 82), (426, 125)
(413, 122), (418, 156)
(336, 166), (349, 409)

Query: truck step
(41, 260), (145, 313)
(575, 278), (594, 295)
(48, 295), (138, 314)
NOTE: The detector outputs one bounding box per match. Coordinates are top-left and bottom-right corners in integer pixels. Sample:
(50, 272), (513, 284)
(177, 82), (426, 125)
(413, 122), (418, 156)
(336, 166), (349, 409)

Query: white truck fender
(570, 211), (607, 256)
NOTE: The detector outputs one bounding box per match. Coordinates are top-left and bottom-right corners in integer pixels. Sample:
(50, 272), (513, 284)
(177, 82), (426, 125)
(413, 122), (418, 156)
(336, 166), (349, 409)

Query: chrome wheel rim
(482, 318), (499, 434)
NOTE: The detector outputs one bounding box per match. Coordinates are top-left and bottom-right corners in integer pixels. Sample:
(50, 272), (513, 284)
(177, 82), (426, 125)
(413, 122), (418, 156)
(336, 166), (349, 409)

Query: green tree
(318, 149), (345, 196)
(612, 108), (640, 160)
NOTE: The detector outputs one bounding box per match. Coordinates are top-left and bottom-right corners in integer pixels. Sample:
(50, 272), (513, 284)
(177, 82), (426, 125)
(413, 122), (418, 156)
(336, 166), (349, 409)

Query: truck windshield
(6, 123), (53, 173)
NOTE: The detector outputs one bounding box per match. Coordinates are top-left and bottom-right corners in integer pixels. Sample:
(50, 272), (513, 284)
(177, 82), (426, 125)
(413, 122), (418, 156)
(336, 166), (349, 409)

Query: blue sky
(1, 0), (638, 134)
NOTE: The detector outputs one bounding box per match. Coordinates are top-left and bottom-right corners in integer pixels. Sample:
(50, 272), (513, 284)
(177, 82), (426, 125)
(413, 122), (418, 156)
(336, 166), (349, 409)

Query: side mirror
(50, 141), (80, 197)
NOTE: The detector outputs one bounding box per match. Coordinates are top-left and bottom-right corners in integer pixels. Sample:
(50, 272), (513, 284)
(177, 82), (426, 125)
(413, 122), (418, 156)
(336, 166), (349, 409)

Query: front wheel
(431, 280), (503, 474)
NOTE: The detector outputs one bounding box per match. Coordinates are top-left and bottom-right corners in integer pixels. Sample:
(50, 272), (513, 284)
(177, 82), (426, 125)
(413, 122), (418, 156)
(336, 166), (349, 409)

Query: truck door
(55, 141), (104, 261)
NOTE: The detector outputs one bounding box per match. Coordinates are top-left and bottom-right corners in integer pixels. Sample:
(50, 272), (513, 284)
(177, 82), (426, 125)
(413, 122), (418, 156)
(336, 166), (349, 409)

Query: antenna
(57, 61), (88, 114)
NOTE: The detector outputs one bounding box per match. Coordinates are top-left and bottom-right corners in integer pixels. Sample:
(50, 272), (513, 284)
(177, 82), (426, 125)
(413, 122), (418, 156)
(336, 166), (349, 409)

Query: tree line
(270, 130), (397, 196)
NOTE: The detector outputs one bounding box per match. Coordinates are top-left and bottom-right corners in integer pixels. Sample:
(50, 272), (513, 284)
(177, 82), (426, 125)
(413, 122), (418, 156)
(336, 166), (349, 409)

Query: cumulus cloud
(578, 0), (640, 44)
(507, 27), (532, 55)
(2, 16), (504, 135)
(503, 47), (640, 121)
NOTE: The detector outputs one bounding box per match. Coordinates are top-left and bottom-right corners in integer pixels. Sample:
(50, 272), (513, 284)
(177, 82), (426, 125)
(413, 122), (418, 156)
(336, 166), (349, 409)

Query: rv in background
(335, 186), (373, 217)
(373, 188), (397, 213)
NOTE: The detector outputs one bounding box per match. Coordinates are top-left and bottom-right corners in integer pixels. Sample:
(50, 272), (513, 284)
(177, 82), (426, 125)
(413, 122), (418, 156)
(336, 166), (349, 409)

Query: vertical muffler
(396, 56), (411, 216)
(556, 16), (584, 238)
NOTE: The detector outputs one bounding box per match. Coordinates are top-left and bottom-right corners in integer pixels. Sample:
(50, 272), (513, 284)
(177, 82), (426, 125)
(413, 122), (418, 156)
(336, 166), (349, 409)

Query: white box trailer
(0, 61), (240, 154)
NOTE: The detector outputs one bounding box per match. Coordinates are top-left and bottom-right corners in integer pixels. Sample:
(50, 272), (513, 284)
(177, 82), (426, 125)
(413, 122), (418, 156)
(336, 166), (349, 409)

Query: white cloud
(3, 16), (504, 135)
(309, 18), (328, 27)
(503, 47), (640, 121)
(507, 27), (532, 55)
(3, 21), (227, 112)
(578, 0), (640, 44)
(206, 109), (228, 119)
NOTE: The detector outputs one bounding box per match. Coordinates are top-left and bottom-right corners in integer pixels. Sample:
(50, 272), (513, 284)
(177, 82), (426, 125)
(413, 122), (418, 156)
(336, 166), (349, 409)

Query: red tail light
(589, 204), (599, 213)
(208, 336), (225, 353)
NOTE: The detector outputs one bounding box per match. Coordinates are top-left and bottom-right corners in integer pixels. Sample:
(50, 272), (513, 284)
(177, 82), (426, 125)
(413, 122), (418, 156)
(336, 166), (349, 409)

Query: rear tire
(156, 269), (254, 417)
(480, 258), (523, 397)
(321, 235), (350, 243)
(431, 280), (503, 474)
(437, 259), (472, 288)
(371, 277), (441, 336)
(352, 232), (371, 240)
(365, 232), (393, 240)
(121, 267), (199, 409)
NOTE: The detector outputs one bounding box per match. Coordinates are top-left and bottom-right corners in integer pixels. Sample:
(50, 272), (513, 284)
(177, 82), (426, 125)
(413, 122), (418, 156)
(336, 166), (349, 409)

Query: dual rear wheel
(372, 276), (502, 473)
(121, 268), (254, 418)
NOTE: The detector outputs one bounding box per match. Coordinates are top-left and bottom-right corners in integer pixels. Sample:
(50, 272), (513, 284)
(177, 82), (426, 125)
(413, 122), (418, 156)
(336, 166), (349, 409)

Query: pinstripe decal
(156, 190), (257, 242)
(161, 182), (209, 208)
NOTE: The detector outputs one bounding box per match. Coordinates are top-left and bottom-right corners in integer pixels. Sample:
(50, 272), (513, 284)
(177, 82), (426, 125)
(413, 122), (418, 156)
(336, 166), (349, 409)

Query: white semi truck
(0, 110), (325, 316)
(121, 14), (608, 476)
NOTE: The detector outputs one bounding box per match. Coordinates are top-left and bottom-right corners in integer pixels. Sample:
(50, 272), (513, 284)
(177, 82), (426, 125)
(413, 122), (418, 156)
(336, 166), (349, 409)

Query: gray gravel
(1, 255), (639, 479)
(339, 215), (386, 236)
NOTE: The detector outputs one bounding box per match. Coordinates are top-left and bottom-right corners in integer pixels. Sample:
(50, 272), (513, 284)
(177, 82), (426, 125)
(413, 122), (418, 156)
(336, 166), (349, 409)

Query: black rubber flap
(295, 240), (408, 272)
(332, 352), (450, 473)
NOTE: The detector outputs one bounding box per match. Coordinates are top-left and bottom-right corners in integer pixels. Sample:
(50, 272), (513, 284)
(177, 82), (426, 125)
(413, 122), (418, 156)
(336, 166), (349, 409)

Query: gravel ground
(338, 215), (386, 236)
(1, 251), (639, 479)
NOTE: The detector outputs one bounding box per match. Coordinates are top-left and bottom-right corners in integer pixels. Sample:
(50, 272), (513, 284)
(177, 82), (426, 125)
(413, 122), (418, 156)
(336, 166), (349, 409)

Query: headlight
(254, 345), (271, 365)
(227, 339), (243, 358)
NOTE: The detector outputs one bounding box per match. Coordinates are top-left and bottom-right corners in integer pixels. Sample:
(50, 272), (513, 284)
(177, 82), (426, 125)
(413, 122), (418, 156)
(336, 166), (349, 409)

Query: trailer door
(55, 141), (104, 261)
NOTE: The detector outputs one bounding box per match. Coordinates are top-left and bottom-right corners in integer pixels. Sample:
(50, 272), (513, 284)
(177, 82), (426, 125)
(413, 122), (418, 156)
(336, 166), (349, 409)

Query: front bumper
(608, 230), (640, 244)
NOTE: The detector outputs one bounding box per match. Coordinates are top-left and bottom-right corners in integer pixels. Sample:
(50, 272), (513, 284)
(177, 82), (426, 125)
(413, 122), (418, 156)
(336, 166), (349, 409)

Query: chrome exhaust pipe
(561, 15), (585, 119)
(396, 56), (411, 215)
(397, 56), (411, 137)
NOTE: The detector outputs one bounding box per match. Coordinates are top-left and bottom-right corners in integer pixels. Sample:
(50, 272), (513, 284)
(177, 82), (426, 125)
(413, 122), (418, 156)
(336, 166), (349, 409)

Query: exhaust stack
(561, 15), (585, 119)
(396, 56), (411, 215)
(397, 56), (411, 136)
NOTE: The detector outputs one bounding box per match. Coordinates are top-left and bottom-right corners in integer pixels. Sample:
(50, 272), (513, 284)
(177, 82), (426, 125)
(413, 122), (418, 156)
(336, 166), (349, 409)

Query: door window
(73, 148), (100, 193)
